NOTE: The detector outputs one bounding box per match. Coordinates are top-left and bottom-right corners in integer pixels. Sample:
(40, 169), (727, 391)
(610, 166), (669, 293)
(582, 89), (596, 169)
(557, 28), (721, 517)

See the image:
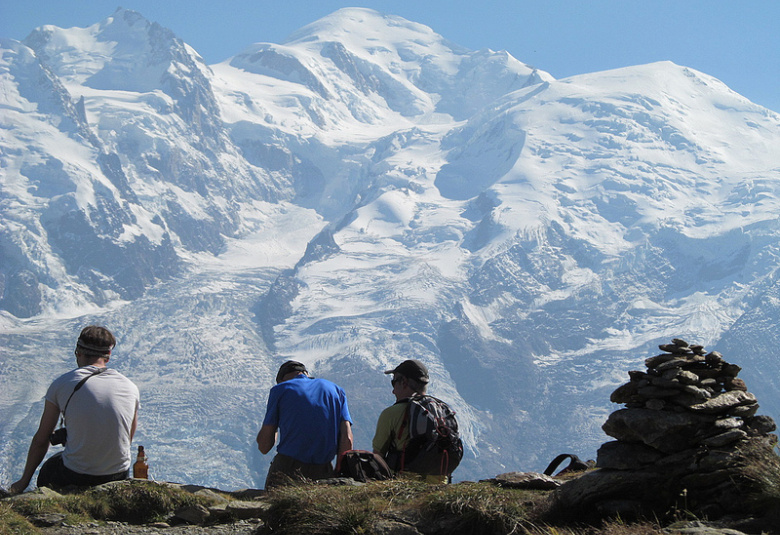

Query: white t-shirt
(46, 365), (140, 476)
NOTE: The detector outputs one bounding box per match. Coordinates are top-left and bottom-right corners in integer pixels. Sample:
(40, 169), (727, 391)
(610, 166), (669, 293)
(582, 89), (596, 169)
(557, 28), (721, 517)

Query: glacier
(1, 7), (780, 489)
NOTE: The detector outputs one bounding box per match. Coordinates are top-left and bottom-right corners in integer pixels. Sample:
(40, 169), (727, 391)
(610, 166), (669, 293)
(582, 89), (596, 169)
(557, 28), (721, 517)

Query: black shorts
(37, 452), (129, 490)
(265, 453), (334, 489)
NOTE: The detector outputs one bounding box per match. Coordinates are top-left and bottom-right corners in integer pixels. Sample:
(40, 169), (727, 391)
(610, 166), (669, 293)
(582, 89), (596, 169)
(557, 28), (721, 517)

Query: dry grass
(735, 440), (780, 513)
(0, 502), (38, 535)
(420, 481), (544, 534)
(5, 458), (780, 535)
(0, 479), (676, 535)
(4, 479), (221, 529)
(260, 479), (432, 534)
(258, 479), (665, 535)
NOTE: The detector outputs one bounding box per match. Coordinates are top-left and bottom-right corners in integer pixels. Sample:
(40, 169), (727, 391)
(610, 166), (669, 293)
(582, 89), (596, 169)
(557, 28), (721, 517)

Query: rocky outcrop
(549, 339), (778, 521)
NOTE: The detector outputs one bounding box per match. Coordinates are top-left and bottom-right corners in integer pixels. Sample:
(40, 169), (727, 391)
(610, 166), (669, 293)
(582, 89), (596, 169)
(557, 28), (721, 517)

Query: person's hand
(9, 480), (29, 495)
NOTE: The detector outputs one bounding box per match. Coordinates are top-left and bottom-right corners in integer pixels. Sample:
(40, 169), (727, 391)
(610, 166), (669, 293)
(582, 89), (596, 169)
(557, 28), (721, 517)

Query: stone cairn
(550, 338), (778, 520)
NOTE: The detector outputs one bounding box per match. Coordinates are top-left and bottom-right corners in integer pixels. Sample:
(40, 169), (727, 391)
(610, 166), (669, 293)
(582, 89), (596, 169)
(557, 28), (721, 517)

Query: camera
(50, 428), (67, 446)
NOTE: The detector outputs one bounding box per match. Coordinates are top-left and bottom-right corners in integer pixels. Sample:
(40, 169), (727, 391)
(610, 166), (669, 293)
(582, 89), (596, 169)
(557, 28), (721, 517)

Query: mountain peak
(284, 8), (456, 51)
(228, 7), (553, 122)
(22, 7), (205, 92)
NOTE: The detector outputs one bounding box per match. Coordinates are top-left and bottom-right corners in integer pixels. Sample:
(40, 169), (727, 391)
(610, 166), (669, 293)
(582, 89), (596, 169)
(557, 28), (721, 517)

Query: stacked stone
(550, 338), (777, 521)
(596, 338), (777, 516)
(602, 338), (774, 459)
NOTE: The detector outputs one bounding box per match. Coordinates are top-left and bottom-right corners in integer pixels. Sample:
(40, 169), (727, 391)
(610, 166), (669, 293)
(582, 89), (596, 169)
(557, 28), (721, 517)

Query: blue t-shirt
(262, 375), (352, 464)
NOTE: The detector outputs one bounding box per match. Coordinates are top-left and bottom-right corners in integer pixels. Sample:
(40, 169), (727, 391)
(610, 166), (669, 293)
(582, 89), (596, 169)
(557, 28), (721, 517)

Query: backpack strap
(440, 447), (449, 476)
(388, 396), (422, 473)
(396, 400), (410, 472)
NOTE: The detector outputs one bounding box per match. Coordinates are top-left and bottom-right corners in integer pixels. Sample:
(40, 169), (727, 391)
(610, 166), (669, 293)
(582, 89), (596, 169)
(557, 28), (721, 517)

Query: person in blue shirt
(256, 360), (353, 489)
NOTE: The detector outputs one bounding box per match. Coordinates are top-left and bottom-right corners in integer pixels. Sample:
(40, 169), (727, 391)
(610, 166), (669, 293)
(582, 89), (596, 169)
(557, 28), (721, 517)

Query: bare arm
(256, 424), (277, 455)
(338, 420), (353, 455)
(130, 407), (138, 442)
(10, 401), (59, 494)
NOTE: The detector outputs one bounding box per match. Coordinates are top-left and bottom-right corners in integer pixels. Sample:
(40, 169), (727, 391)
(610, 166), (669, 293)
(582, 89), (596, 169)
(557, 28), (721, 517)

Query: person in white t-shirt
(10, 325), (140, 493)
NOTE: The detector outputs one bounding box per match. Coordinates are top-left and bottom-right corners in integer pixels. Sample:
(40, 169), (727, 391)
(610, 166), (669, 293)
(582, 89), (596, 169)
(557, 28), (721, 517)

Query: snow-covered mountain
(1, 7), (779, 489)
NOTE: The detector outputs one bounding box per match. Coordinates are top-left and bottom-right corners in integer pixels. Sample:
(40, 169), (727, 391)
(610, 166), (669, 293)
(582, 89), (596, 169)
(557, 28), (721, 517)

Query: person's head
(276, 360), (308, 384)
(384, 359), (429, 400)
(75, 325), (115, 366)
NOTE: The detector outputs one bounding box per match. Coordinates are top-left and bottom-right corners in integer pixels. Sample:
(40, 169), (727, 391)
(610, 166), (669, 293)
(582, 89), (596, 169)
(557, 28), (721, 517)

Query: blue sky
(1, 1), (778, 113)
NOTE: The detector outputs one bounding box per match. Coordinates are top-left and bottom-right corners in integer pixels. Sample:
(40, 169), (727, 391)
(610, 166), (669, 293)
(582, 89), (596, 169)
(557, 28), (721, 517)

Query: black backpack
(397, 395), (463, 477)
(543, 453), (590, 476)
(337, 450), (393, 482)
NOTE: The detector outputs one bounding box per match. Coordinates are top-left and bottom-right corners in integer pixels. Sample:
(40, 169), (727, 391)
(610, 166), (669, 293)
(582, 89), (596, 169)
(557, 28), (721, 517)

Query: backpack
(397, 395), (463, 477)
(336, 450), (393, 482)
(542, 453), (590, 476)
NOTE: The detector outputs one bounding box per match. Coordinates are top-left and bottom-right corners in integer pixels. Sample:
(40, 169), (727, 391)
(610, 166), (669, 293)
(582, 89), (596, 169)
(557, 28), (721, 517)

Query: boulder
(549, 469), (672, 521)
(602, 408), (715, 453)
(596, 441), (663, 469)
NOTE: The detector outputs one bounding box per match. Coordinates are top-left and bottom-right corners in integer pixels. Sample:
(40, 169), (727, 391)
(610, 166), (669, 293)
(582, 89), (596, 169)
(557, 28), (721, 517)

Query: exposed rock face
(550, 339), (778, 520)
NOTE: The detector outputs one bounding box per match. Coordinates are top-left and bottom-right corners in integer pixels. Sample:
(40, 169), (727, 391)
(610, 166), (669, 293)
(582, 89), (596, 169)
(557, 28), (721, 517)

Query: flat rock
(597, 440), (663, 469)
(646, 354), (676, 368)
(611, 381), (640, 403)
(689, 391), (756, 414)
(701, 429), (748, 447)
(493, 471), (560, 490)
(30, 513), (66, 527)
(745, 414), (777, 434)
(637, 385), (681, 398)
(226, 500), (272, 519)
(8, 486), (63, 501)
(664, 520), (749, 535)
(371, 519), (423, 535)
(174, 503), (210, 525)
(194, 488), (230, 503)
(729, 404), (759, 418)
(655, 358), (693, 372)
(602, 408), (715, 453)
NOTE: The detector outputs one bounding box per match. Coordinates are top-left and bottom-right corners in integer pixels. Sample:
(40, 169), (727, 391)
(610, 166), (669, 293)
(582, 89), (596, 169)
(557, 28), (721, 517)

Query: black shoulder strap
(62, 368), (106, 416)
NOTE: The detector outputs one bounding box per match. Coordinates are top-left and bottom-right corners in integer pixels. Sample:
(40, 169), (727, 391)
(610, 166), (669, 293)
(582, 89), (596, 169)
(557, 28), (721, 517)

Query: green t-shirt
(372, 401), (409, 454)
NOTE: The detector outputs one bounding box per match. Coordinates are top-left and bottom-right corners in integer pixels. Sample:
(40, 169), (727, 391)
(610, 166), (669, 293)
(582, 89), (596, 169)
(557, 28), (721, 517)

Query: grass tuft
(260, 481), (419, 534)
(421, 481), (542, 534)
(0, 502), (38, 535)
(83, 480), (208, 523)
(6, 480), (220, 527)
(735, 438), (780, 514)
(258, 479), (553, 535)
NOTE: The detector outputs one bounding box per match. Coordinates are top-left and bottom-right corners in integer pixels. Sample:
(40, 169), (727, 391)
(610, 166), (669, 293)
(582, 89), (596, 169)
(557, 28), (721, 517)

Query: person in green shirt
(372, 359), (448, 484)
